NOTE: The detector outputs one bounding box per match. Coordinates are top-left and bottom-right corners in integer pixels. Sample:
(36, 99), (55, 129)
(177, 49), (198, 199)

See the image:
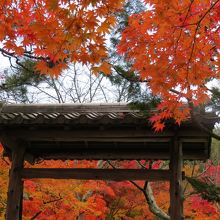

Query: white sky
(0, 54), (10, 69)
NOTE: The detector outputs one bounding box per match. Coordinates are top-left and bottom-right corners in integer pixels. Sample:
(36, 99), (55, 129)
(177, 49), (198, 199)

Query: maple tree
(22, 161), (114, 220)
(0, 0), (151, 105)
(117, 0), (220, 130)
(0, 0), (219, 130)
(1, 144), (219, 219)
(0, 1), (220, 219)
(0, 0), (124, 76)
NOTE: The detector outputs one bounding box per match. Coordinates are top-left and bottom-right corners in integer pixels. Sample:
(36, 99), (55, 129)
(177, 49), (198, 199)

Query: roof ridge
(0, 103), (140, 113)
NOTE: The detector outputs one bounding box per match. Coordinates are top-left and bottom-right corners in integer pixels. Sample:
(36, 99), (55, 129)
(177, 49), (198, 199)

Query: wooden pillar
(19, 180), (24, 220)
(169, 138), (184, 220)
(6, 147), (25, 220)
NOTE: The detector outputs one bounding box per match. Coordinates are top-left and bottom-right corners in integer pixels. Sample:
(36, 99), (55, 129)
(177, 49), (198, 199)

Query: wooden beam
(21, 168), (171, 181)
(6, 147), (25, 220)
(169, 139), (184, 220)
(34, 152), (172, 160)
(31, 150), (207, 161)
(4, 129), (175, 141)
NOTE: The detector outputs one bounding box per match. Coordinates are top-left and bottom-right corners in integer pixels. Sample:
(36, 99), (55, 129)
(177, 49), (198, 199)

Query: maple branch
(23, 53), (48, 61)
(0, 48), (48, 61)
(129, 179), (145, 192)
(194, 163), (212, 179)
(112, 65), (181, 96)
(112, 65), (149, 83)
(173, 0), (194, 55)
(106, 160), (144, 190)
(1, 156), (10, 166)
(187, 0), (220, 76)
(107, 160), (170, 220)
(43, 196), (63, 204)
(176, 22), (197, 28)
(183, 161), (196, 194)
(30, 211), (42, 220)
(0, 47), (51, 76)
(30, 195), (62, 219)
(0, 48), (16, 58)
(0, 200), (7, 208)
(108, 198), (122, 218)
(197, 0), (220, 25)
(136, 160), (147, 169)
(0, 49), (37, 77)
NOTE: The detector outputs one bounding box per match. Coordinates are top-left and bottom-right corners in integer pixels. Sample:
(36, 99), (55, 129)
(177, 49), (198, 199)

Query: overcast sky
(0, 54), (10, 69)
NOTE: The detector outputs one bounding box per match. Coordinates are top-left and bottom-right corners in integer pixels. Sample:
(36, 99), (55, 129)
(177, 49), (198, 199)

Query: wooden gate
(0, 104), (215, 220)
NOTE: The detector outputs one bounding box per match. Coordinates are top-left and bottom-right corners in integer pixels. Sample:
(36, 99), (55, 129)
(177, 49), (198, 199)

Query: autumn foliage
(118, 0), (220, 130)
(0, 1), (219, 219)
(0, 145), (219, 219)
(0, 0), (219, 130)
(0, 0), (123, 76)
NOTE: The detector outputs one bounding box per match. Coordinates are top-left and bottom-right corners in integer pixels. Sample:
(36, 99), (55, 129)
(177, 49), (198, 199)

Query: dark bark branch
(174, 0), (195, 54)
(187, 0), (220, 77)
(183, 161), (196, 194)
(0, 47), (48, 61)
(30, 211), (42, 220)
(43, 196), (62, 205)
(129, 179), (145, 192)
(1, 156), (10, 165)
(107, 160), (170, 220)
(112, 66), (149, 83)
(112, 66), (181, 96)
(0, 47), (50, 75)
(29, 195), (62, 219)
(197, 0), (220, 25)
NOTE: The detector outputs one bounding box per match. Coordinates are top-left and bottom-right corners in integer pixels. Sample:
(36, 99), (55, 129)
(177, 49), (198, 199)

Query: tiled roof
(0, 103), (146, 125)
(0, 103), (216, 126)
(0, 103), (216, 161)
